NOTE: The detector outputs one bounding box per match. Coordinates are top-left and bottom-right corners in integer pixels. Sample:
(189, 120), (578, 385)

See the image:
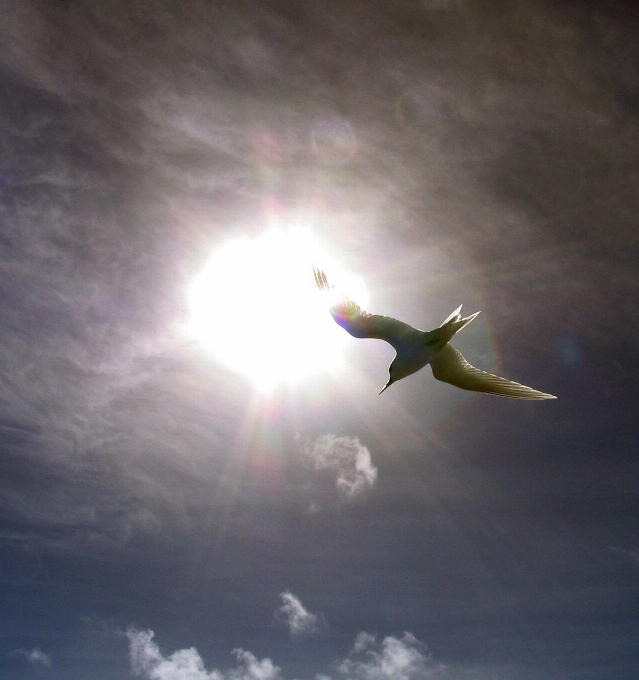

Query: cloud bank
(276, 591), (325, 637)
(127, 629), (281, 680)
(127, 629), (443, 680)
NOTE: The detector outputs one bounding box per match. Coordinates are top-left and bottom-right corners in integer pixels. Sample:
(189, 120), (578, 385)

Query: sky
(0, 0), (638, 678)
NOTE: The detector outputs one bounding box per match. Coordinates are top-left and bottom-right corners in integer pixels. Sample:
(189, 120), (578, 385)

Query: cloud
(276, 591), (325, 637)
(609, 545), (639, 569)
(338, 633), (444, 680)
(126, 630), (443, 680)
(352, 632), (377, 653)
(306, 435), (378, 499)
(127, 629), (281, 680)
(11, 647), (52, 667)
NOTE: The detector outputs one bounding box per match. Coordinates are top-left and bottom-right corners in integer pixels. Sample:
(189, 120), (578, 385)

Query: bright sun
(187, 229), (368, 391)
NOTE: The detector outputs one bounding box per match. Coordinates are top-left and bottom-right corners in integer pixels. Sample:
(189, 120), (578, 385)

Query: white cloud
(276, 591), (324, 637)
(307, 435), (377, 499)
(352, 632), (377, 654)
(126, 630), (445, 680)
(338, 633), (444, 680)
(227, 650), (281, 680)
(127, 629), (281, 680)
(11, 647), (52, 667)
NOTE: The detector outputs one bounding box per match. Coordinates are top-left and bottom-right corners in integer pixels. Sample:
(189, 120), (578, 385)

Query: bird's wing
(313, 268), (416, 347)
(430, 344), (556, 400)
(329, 299), (417, 347)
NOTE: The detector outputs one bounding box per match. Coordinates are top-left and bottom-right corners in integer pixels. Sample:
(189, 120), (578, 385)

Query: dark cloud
(0, 1), (638, 678)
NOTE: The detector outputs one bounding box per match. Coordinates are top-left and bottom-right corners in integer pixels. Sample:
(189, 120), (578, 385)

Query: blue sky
(0, 1), (638, 678)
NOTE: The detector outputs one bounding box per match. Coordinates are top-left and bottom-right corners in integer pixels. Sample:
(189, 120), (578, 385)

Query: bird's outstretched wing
(430, 345), (556, 400)
(314, 268), (416, 348)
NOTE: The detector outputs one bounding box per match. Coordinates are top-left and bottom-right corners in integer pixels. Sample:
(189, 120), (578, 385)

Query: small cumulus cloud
(127, 628), (281, 680)
(338, 633), (444, 680)
(306, 434), (378, 499)
(11, 647), (52, 667)
(276, 591), (325, 637)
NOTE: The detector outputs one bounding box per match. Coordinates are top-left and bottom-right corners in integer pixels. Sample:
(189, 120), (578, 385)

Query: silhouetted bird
(314, 269), (556, 399)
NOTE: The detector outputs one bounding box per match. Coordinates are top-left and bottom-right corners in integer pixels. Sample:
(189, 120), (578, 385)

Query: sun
(187, 229), (368, 391)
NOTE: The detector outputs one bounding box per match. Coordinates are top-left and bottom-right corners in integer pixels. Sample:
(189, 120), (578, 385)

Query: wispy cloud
(11, 647), (52, 667)
(609, 545), (639, 569)
(276, 591), (325, 637)
(306, 434), (378, 500)
(127, 629), (443, 680)
(127, 629), (281, 680)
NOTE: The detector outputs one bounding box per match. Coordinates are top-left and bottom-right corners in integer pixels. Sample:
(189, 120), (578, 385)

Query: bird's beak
(379, 380), (392, 395)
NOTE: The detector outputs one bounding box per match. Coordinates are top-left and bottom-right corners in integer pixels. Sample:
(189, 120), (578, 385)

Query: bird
(314, 269), (556, 399)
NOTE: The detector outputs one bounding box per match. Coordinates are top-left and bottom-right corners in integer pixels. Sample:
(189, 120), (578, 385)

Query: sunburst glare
(187, 228), (368, 391)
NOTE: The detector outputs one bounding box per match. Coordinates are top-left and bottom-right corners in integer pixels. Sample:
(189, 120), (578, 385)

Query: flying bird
(314, 269), (556, 399)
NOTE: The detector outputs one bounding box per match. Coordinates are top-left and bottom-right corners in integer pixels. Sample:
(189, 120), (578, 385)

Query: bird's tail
(436, 305), (480, 345)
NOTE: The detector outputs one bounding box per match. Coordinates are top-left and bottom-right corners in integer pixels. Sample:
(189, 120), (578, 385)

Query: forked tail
(436, 305), (480, 345)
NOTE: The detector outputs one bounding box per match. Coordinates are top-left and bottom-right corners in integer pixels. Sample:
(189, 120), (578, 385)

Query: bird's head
(379, 354), (426, 394)
(379, 361), (400, 394)
(379, 377), (393, 394)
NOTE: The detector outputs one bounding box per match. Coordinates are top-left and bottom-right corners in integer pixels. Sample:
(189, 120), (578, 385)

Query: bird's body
(314, 269), (556, 399)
